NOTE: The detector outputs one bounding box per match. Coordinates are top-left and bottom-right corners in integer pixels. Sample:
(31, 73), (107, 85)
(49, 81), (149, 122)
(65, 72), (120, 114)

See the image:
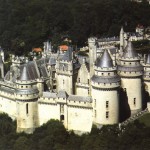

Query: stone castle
(0, 28), (150, 134)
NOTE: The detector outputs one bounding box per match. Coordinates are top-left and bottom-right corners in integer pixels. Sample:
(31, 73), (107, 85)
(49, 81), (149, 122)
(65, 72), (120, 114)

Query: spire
(43, 41), (52, 52)
(120, 26), (124, 34)
(62, 46), (73, 61)
(19, 65), (31, 81)
(96, 50), (113, 68)
(146, 53), (150, 64)
(122, 41), (138, 58)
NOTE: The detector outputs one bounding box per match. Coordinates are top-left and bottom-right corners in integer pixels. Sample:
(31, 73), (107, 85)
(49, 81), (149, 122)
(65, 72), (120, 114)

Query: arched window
(26, 103), (29, 115)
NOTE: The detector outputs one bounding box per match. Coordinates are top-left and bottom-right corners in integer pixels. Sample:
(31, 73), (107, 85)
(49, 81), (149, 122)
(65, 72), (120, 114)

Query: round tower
(91, 50), (120, 125)
(15, 65), (39, 134)
(118, 41), (143, 115)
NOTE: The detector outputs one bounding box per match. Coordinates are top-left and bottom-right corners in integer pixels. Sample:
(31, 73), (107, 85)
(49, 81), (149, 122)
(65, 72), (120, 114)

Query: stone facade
(0, 36), (149, 134)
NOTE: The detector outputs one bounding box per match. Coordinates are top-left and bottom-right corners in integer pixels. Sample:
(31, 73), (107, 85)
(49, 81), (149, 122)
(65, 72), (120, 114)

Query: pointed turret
(19, 65), (31, 81)
(146, 53), (150, 64)
(118, 41), (143, 115)
(96, 50), (113, 68)
(91, 49), (120, 125)
(122, 41), (138, 58)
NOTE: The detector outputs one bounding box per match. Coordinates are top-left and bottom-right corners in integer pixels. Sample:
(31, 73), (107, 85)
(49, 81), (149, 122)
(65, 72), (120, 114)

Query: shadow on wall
(119, 88), (131, 122)
(142, 83), (150, 110)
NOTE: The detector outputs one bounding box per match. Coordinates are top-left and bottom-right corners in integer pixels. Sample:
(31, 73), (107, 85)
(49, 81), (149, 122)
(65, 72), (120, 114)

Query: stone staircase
(119, 108), (149, 127)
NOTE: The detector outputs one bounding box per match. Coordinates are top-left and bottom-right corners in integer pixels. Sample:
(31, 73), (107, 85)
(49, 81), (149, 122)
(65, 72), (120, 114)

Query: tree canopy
(0, 0), (150, 54)
(0, 113), (150, 150)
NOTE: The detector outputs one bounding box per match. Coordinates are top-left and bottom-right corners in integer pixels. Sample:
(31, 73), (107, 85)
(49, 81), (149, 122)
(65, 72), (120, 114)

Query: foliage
(1, 113), (150, 150)
(0, 0), (150, 55)
(138, 113), (150, 127)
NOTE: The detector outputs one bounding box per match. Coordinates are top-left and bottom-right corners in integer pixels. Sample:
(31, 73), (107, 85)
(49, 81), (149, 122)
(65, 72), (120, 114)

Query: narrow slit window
(106, 101), (109, 108)
(106, 111), (109, 119)
(26, 103), (28, 115)
(134, 98), (136, 106)
(88, 79), (89, 84)
(95, 110), (96, 117)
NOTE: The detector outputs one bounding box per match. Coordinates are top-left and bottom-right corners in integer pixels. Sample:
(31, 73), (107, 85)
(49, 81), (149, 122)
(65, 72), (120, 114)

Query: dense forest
(0, 113), (150, 150)
(0, 0), (150, 55)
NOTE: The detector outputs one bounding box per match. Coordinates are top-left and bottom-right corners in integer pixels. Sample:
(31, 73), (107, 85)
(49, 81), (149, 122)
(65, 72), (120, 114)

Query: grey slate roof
(122, 41), (138, 58)
(96, 49), (113, 68)
(49, 57), (56, 65)
(16, 89), (39, 95)
(58, 90), (68, 98)
(39, 65), (49, 78)
(61, 47), (72, 61)
(91, 75), (120, 83)
(43, 92), (57, 98)
(25, 62), (39, 79)
(117, 65), (143, 72)
(19, 65), (31, 81)
(146, 54), (150, 64)
(68, 95), (92, 102)
(36, 57), (49, 66)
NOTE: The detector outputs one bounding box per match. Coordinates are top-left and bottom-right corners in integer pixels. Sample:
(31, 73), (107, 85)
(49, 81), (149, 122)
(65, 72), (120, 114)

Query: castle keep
(0, 30), (150, 134)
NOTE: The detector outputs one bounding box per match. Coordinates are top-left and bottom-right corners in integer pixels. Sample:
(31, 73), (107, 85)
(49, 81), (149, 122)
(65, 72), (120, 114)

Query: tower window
(26, 103), (28, 115)
(108, 73), (110, 76)
(78, 78), (80, 83)
(106, 111), (109, 119)
(95, 110), (96, 117)
(88, 89), (90, 95)
(106, 101), (109, 108)
(88, 79), (89, 84)
(134, 98), (136, 106)
(63, 80), (64, 84)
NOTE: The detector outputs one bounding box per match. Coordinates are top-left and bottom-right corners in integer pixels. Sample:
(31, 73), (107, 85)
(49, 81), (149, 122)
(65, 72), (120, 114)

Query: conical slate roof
(19, 65), (31, 81)
(122, 41), (138, 58)
(96, 50), (113, 68)
(146, 53), (150, 64)
(62, 47), (72, 61)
